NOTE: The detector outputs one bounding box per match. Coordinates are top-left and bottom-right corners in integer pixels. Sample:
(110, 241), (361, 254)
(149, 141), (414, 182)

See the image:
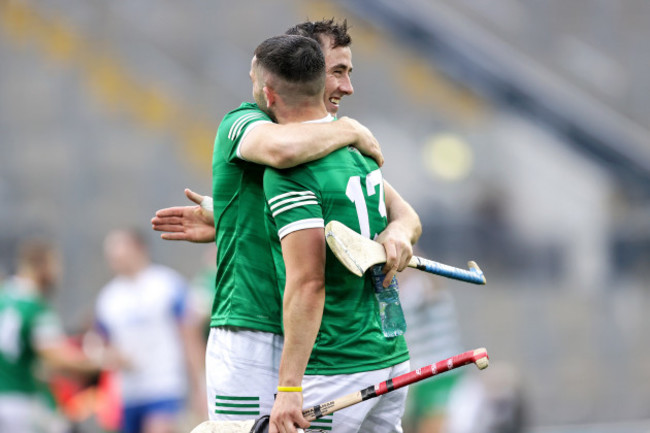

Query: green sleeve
(215, 104), (272, 163)
(264, 166), (324, 239)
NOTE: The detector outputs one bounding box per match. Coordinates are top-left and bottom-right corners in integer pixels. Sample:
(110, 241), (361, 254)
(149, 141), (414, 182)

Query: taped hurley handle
(324, 220), (486, 285)
(409, 257), (486, 285)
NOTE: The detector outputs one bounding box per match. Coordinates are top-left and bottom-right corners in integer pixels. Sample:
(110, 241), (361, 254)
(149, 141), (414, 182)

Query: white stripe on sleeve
(268, 191), (319, 217)
(232, 114), (266, 140)
(229, 113), (259, 140)
(268, 190), (316, 205)
(271, 200), (319, 217)
(269, 193), (317, 211)
(278, 218), (325, 239)
(235, 120), (273, 160)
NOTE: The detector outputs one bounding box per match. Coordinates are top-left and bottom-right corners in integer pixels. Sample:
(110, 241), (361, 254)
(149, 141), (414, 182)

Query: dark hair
(285, 18), (352, 49)
(254, 35), (325, 98)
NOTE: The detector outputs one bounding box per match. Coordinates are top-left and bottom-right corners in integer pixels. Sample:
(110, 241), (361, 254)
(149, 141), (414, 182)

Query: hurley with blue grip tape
(325, 220), (486, 285)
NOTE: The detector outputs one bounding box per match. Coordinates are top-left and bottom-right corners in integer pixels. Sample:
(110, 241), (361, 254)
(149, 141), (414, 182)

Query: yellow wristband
(277, 386), (302, 392)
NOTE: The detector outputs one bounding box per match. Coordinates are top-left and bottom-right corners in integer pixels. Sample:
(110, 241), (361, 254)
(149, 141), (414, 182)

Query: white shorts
(0, 394), (68, 433)
(302, 360), (410, 433)
(205, 326), (283, 421)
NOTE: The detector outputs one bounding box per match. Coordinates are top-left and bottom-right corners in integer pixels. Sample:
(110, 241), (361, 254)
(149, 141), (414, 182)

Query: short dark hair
(285, 18), (352, 49)
(254, 35), (325, 99)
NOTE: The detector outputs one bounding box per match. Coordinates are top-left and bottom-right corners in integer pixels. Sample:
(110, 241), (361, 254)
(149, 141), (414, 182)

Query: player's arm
(32, 314), (100, 374)
(152, 117), (381, 242)
(270, 228), (326, 433)
(375, 180), (422, 287)
(239, 116), (384, 169)
(37, 342), (100, 374)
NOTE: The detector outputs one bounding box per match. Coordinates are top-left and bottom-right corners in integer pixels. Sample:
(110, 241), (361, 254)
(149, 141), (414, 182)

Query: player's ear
(263, 86), (275, 108)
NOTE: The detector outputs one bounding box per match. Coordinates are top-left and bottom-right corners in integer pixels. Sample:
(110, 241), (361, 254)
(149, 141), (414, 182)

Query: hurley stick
(191, 348), (489, 433)
(302, 347), (489, 419)
(325, 220), (486, 285)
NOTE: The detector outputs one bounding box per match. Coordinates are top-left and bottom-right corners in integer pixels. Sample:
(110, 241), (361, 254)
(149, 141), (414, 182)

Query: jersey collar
(302, 113), (334, 124)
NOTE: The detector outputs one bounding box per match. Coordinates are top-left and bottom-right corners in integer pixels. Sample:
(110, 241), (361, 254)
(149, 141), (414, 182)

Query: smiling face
(320, 36), (354, 115)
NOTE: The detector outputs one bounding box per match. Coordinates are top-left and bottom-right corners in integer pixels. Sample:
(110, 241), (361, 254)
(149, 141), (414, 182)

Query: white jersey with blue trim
(95, 264), (189, 403)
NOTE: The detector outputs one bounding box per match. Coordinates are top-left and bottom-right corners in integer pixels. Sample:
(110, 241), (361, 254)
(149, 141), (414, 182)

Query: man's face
(320, 37), (354, 115)
(103, 231), (146, 276)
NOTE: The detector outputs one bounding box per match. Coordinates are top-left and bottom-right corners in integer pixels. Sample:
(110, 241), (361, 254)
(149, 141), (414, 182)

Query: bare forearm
(385, 181), (422, 244)
(274, 121), (362, 167)
(375, 181), (422, 281)
(38, 345), (99, 374)
(271, 287), (320, 433)
(276, 229), (326, 386)
(278, 281), (325, 386)
(243, 121), (356, 168)
(242, 117), (383, 168)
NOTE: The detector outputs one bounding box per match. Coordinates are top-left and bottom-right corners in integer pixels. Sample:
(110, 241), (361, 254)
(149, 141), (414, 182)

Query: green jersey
(210, 102), (283, 334)
(263, 136), (410, 375)
(0, 279), (63, 394)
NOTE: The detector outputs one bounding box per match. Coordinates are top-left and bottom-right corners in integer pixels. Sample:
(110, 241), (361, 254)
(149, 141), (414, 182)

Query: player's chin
(326, 101), (340, 116)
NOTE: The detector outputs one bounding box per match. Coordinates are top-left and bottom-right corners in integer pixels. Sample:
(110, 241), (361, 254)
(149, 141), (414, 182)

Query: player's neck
(274, 103), (329, 124)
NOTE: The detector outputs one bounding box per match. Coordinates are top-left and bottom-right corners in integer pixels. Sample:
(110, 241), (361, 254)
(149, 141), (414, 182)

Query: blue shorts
(122, 398), (183, 433)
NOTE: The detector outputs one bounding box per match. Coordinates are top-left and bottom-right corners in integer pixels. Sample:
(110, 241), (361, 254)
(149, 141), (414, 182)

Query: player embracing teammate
(153, 20), (422, 433)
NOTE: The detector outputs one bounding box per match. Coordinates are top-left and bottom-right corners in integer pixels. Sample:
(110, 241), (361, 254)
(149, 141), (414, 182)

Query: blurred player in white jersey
(95, 229), (206, 433)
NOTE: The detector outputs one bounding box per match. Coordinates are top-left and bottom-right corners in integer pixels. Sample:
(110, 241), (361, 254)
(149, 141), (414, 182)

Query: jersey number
(345, 169), (387, 238)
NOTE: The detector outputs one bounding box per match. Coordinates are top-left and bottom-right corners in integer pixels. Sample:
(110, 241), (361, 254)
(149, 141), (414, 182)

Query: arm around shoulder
(239, 118), (383, 168)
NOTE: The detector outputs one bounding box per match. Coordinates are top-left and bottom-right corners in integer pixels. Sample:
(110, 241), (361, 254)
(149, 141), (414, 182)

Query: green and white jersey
(263, 128), (410, 375)
(0, 278), (63, 394)
(210, 102), (283, 334)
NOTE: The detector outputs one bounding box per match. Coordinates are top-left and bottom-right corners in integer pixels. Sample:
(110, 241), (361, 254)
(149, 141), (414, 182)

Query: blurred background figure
(0, 239), (100, 433)
(399, 266), (465, 433)
(400, 263), (528, 433)
(187, 245), (217, 340)
(94, 229), (206, 433)
(446, 363), (526, 433)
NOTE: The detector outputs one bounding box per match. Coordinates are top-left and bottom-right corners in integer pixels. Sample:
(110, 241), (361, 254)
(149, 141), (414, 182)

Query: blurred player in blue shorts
(95, 229), (206, 433)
